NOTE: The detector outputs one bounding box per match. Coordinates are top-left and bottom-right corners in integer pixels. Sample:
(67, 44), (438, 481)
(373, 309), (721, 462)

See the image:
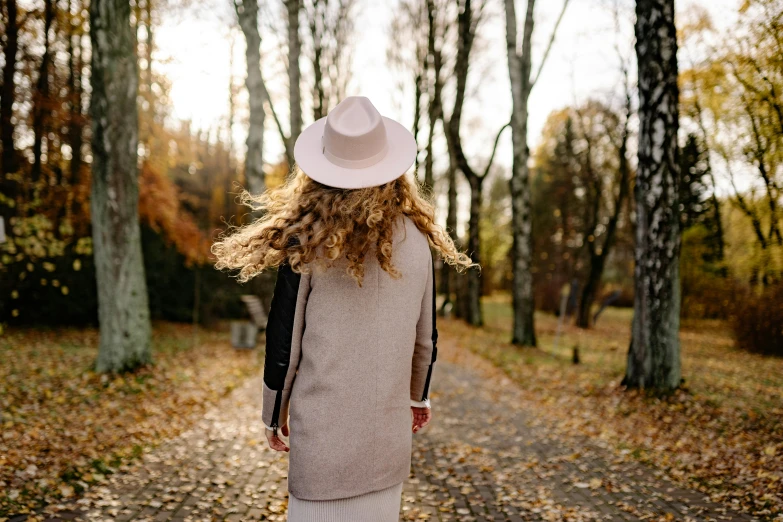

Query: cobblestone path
(45, 340), (756, 522)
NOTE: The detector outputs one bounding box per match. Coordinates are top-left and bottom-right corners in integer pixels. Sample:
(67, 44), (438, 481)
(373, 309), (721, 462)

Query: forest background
(1, 0), (782, 517)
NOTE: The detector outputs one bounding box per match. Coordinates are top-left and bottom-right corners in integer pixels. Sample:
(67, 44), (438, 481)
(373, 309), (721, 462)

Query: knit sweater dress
(260, 216), (438, 521)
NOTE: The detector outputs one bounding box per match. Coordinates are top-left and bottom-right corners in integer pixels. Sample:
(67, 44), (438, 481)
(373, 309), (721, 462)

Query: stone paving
(43, 340), (758, 522)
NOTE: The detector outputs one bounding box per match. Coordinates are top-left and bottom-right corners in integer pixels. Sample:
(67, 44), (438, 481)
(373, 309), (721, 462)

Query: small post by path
(192, 266), (200, 350)
(554, 285), (569, 351)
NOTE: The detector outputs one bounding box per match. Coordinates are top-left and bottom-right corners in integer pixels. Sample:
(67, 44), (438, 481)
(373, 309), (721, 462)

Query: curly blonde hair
(212, 167), (475, 286)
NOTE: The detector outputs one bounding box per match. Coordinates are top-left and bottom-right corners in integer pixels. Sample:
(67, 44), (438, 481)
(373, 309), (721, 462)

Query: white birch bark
(624, 0), (682, 390)
(503, 0), (569, 346)
(504, 0), (535, 346)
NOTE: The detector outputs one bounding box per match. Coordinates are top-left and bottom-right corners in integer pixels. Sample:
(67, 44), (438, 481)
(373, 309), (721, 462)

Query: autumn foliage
(0, 324), (261, 515)
(138, 162), (210, 266)
(452, 302), (783, 518)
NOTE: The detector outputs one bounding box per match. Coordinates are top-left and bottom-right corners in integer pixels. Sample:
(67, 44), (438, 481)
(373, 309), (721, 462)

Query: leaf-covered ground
(31, 334), (755, 522)
(458, 299), (783, 519)
(0, 323), (261, 517)
(2, 306), (780, 520)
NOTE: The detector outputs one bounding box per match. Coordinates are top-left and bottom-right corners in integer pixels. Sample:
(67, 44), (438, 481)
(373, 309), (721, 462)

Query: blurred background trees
(3, 1), (782, 515)
(0, 0), (243, 333)
(1, 0), (782, 369)
(678, 0), (783, 354)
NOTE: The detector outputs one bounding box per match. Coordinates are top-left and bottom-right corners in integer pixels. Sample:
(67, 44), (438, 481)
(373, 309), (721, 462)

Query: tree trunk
(424, 102), (434, 192)
(235, 0), (266, 197)
(413, 66), (423, 181)
(444, 0), (483, 325)
(309, 0), (325, 120)
(1, 0), (19, 177)
(145, 0), (154, 105)
(68, 0), (84, 186)
(466, 175), (483, 326)
(576, 253), (603, 327)
(440, 146), (458, 316)
(504, 0), (536, 346)
(575, 172), (629, 328)
(444, 0), (510, 326)
(623, 0), (681, 390)
(287, 0), (302, 164)
(576, 80), (632, 329)
(32, 0), (55, 184)
(424, 0), (443, 194)
(90, 0), (152, 373)
(427, 0), (447, 313)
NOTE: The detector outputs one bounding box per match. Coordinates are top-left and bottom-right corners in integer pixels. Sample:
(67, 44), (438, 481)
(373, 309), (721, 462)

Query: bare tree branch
(481, 122), (511, 178)
(530, 0), (571, 88)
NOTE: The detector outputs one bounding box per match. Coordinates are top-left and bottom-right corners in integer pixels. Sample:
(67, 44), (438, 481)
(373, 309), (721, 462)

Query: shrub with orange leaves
(138, 161), (210, 265)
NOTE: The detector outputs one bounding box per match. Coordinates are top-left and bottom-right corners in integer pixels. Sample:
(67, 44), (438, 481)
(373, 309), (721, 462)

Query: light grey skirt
(287, 481), (403, 522)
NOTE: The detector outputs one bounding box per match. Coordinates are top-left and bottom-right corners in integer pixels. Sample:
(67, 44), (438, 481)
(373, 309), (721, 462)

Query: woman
(213, 96), (473, 521)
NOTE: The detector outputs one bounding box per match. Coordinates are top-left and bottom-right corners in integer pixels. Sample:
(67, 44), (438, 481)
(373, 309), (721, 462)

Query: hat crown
(322, 96), (389, 169)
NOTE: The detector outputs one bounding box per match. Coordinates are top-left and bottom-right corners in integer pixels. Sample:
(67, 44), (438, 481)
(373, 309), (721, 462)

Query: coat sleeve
(262, 262), (310, 434)
(411, 254), (437, 402)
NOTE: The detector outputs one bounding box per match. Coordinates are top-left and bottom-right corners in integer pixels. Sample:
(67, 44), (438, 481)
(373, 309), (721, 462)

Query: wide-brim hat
(293, 96), (417, 189)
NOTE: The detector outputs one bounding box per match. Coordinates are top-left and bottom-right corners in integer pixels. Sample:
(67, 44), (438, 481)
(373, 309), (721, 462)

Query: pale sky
(155, 0), (741, 219)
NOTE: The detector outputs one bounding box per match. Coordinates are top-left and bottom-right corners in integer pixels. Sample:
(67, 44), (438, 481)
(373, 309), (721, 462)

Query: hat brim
(293, 116), (417, 189)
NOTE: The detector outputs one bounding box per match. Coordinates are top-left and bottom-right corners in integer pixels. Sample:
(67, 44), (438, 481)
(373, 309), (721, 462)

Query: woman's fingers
(416, 409), (431, 429)
(411, 407), (432, 433)
(265, 428), (290, 452)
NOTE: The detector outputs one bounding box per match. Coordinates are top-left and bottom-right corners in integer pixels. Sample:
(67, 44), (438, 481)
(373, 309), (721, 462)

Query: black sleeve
(263, 262), (302, 393)
(420, 258), (438, 401)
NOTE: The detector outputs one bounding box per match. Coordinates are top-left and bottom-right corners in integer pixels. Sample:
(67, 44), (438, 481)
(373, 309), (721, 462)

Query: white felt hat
(293, 96), (417, 189)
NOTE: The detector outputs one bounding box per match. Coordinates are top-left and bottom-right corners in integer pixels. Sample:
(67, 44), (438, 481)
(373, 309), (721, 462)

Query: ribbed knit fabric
(286, 481), (403, 521)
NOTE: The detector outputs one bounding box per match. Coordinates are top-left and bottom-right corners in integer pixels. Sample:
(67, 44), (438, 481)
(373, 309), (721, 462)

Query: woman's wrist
(410, 398), (431, 408)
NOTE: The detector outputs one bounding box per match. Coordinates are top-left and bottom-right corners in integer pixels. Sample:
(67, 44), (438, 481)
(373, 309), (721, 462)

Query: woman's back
(289, 216), (435, 499)
(212, 96), (473, 514)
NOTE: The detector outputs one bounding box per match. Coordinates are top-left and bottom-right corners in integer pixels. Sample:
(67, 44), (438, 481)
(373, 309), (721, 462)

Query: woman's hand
(411, 406), (432, 433)
(266, 423), (290, 452)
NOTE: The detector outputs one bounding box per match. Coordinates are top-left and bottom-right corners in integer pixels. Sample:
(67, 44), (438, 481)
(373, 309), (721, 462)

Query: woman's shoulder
(395, 216), (431, 266)
(398, 215), (427, 243)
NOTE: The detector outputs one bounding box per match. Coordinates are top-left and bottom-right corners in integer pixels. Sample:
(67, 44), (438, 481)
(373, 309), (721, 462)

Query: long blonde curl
(212, 167), (475, 286)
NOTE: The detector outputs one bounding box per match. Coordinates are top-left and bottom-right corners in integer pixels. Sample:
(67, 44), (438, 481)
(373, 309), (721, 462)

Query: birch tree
(504, 0), (570, 346)
(90, 0), (152, 372)
(234, 0), (266, 196)
(623, 0), (682, 390)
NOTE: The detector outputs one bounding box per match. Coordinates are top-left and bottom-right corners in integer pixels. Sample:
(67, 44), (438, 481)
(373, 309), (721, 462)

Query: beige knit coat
(261, 216), (437, 500)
